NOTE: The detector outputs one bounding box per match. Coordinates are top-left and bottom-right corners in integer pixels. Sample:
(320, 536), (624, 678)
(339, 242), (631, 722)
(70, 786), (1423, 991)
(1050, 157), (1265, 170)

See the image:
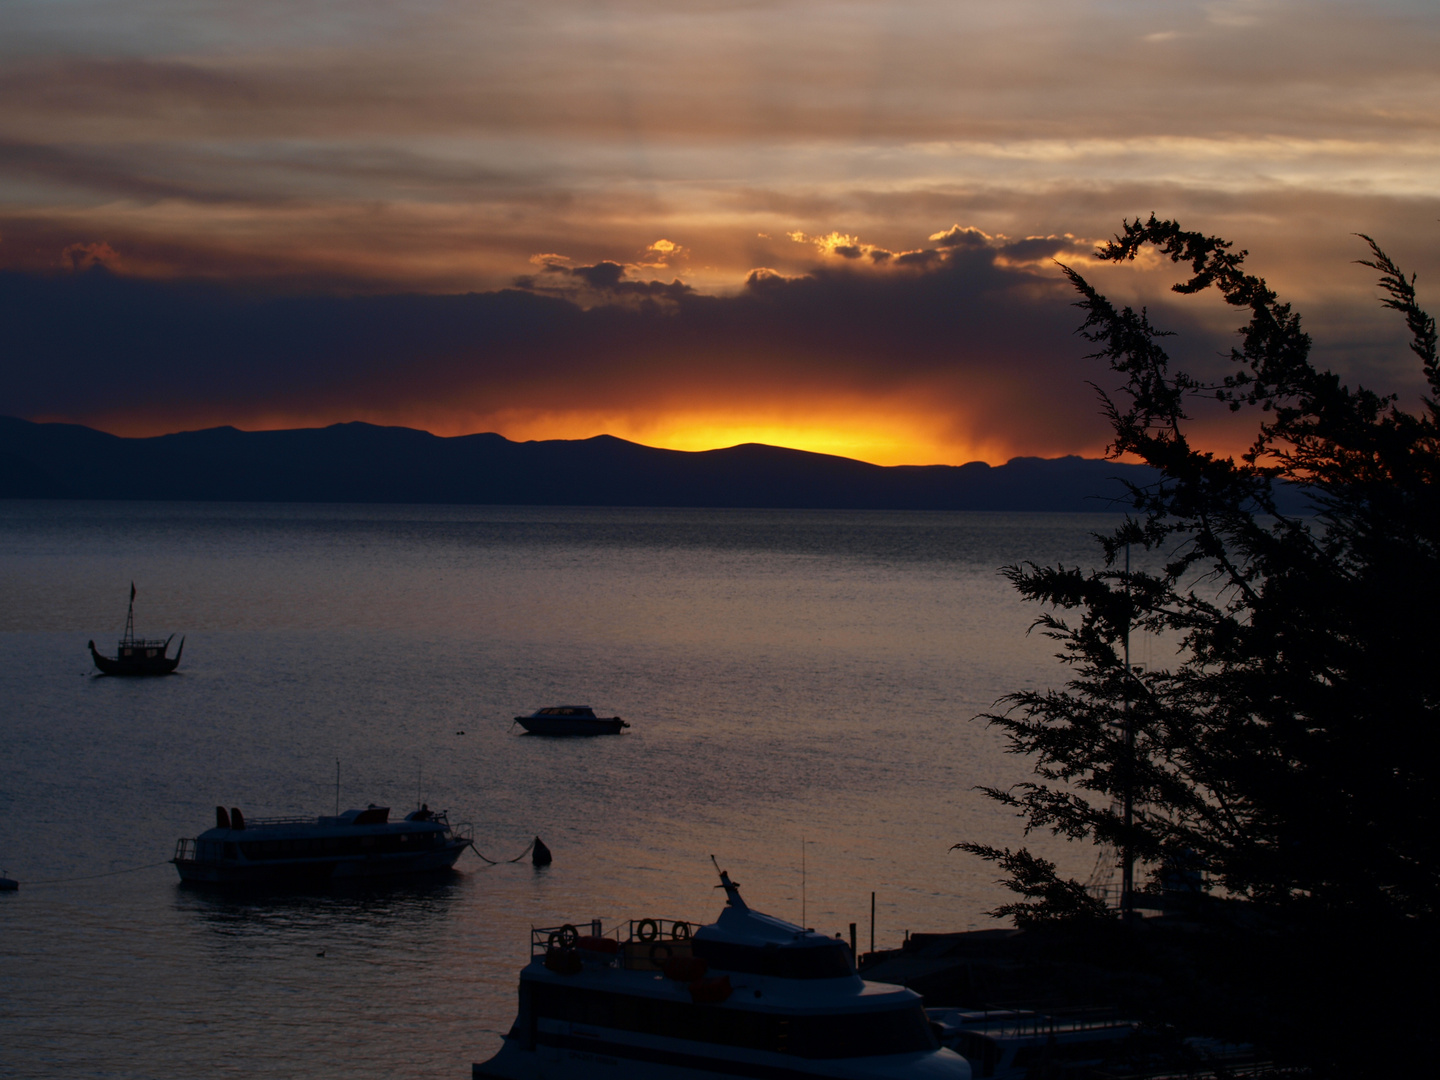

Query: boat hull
(515, 717), (626, 736)
(474, 1033), (970, 1080)
(89, 640), (181, 676)
(173, 842), (468, 886)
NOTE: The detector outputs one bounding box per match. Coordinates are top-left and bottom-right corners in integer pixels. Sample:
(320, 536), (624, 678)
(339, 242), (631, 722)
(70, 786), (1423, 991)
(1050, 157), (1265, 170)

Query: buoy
(532, 836), (552, 866)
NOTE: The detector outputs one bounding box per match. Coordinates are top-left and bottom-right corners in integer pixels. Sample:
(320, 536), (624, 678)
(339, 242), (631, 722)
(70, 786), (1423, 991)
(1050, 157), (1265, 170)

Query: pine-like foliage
(958, 217), (1440, 929)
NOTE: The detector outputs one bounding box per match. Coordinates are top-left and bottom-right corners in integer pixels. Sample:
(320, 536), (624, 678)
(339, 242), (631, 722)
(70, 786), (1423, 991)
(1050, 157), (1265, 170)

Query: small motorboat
(172, 803), (473, 886)
(513, 706), (629, 736)
(88, 583), (183, 676)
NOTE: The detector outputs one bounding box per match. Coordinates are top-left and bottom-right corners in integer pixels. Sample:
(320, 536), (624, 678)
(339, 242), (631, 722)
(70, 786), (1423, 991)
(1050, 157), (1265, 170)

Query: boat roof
(196, 806), (445, 839)
(697, 903), (839, 950)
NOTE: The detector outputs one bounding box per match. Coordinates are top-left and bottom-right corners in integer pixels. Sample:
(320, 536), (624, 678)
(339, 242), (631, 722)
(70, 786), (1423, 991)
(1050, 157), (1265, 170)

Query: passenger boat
(88, 583), (183, 676)
(514, 706), (629, 736)
(172, 803), (472, 885)
(473, 860), (971, 1080)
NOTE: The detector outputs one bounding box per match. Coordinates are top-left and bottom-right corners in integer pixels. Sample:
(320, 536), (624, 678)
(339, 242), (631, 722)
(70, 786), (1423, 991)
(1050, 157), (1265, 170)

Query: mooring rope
(469, 839), (535, 865)
(12, 860), (174, 886)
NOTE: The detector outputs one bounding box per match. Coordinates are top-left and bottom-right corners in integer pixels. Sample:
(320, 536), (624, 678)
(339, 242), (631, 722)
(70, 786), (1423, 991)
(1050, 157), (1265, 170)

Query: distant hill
(0, 416), (1163, 511)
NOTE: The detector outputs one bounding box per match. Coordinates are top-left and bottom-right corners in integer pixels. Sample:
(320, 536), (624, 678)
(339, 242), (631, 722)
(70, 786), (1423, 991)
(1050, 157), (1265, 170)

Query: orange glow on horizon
(45, 404), (1271, 466)
(471, 410), (1022, 467)
(59, 406), (1045, 466)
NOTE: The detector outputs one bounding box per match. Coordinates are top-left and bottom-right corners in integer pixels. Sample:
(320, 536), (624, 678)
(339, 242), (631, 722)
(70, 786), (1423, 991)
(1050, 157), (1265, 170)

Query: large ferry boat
(473, 861), (971, 1079)
(172, 804), (472, 885)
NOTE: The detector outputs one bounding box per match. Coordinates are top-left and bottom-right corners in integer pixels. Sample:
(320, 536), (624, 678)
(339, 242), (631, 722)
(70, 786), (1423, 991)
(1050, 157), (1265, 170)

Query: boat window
(789, 1006), (937, 1057)
(238, 830), (441, 861)
(693, 939), (855, 979)
(530, 985), (935, 1057)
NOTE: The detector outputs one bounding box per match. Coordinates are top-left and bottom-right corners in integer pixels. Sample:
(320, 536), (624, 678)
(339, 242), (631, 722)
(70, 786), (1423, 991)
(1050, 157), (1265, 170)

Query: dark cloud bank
(2, 232), (1229, 459)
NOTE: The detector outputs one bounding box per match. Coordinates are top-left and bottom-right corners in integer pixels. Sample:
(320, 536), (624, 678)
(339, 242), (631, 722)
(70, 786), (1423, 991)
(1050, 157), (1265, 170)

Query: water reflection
(1, 504), (1131, 1080)
(175, 872), (465, 939)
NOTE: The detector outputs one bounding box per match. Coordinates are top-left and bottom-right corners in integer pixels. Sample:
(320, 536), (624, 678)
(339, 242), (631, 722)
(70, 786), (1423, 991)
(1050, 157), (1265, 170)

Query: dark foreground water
(0, 502), (1132, 1079)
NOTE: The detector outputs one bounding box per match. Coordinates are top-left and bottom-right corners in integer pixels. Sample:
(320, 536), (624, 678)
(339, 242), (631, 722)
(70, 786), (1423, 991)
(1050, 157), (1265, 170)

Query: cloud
(514, 259), (695, 308)
(639, 238), (686, 268)
(0, 229), (1114, 461)
(997, 235), (1095, 264)
(61, 241), (121, 271)
(929, 225), (991, 249)
(4, 219), (1429, 464)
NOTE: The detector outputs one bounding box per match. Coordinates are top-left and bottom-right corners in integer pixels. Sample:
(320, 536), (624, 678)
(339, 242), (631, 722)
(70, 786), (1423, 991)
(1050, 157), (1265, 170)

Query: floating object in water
(172, 803), (472, 885)
(514, 706), (628, 736)
(473, 859), (964, 1079)
(0, 875), (17, 892)
(88, 583), (184, 676)
(532, 837), (552, 866)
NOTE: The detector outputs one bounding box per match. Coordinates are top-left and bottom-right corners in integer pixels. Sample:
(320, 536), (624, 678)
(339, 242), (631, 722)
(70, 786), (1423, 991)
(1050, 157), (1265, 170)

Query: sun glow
(484, 409), (1012, 467)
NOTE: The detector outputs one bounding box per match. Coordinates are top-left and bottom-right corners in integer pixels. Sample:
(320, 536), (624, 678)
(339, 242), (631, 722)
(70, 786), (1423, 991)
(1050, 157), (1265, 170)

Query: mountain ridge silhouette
(0, 416), (1161, 510)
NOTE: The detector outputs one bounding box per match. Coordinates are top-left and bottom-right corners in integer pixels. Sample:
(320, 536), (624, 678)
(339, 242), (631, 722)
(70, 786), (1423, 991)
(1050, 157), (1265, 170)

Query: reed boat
(88, 583), (183, 676)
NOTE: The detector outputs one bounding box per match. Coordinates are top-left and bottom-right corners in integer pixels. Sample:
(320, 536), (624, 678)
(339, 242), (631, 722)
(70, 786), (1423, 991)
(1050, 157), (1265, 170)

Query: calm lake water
(0, 501), (1133, 1080)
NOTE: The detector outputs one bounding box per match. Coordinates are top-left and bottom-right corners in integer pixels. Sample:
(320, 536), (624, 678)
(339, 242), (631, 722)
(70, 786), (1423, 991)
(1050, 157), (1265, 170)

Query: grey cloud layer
(7, 229), (1425, 460)
(1, 0), (1435, 457)
(2, 240), (1118, 451)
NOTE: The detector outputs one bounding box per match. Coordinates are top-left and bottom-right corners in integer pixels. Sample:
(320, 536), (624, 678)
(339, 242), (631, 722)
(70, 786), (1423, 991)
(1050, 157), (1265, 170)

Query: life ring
(671, 921), (692, 941)
(649, 942), (673, 967)
(548, 924), (579, 950)
(636, 918), (659, 942)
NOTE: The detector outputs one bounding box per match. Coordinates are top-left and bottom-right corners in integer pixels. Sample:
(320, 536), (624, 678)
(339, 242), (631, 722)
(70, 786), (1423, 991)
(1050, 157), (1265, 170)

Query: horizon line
(6, 415), (1116, 470)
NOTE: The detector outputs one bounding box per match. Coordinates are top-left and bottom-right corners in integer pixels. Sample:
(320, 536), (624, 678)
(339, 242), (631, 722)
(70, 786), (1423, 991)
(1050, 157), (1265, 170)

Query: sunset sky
(3, 0), (1437, 465)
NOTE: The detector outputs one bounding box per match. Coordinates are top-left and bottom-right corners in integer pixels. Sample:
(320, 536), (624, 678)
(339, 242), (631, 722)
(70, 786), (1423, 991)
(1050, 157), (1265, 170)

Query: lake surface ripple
(0, 502), (1127, 1079)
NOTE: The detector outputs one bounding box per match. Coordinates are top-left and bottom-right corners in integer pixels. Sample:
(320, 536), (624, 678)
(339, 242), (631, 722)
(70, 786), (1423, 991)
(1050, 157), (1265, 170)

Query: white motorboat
(513, 706), (629, 736)
(172, 803), (471, 885)
(473, 860), (971, 1079)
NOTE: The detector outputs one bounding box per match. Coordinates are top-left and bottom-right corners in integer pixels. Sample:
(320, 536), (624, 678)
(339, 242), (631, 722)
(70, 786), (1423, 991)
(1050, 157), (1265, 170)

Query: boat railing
(244, 815), (324, 827)
(447, 818), (474, 843)
(120, 638), (172, 649)
(620, 916), (698, 945)
(938, 1004), (1135, 1041)
(531, 916), (700, 967)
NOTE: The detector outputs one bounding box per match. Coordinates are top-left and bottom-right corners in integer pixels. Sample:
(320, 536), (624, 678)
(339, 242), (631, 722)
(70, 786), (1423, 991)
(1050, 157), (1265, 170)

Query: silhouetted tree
(957, 217), (1439, 1072)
